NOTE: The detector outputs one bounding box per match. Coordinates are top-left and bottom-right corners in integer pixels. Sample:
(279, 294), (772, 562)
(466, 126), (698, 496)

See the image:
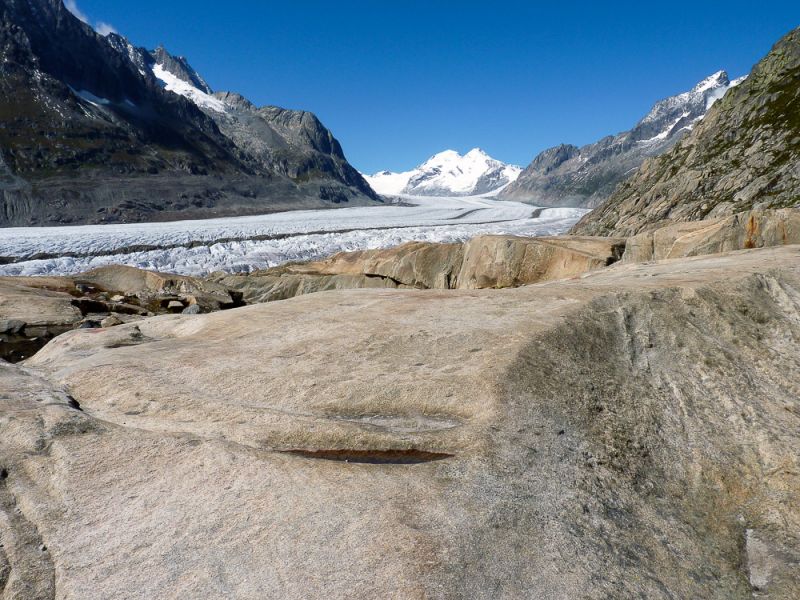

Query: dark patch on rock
(283, 448), (454, 464)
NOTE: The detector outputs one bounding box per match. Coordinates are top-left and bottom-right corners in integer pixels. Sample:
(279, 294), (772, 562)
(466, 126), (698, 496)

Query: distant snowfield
(0, 196), (588, 276)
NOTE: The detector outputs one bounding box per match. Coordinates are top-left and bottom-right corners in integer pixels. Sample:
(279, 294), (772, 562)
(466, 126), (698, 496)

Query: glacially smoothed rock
(1, 245), (798, 598)
(211, 234), (626, 303)
(456, 235), (625, 289)
(74, 264), (243, 312)
(0, 276), (82, 362)
(622, 208), (800, 262)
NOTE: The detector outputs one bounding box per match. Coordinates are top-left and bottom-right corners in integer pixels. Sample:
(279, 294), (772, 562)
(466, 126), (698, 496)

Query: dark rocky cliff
(0, 0), (378, 226)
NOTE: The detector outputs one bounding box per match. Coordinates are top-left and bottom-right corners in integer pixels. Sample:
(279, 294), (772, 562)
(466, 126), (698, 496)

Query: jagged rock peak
(213, 91), (256, 112)
(105, 33), (154, 77)
(151, 45), (213, 94)
(630, 70), (734, 142)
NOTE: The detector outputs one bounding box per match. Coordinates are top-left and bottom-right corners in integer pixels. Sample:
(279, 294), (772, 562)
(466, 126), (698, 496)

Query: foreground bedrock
(0, 245), (798, 598)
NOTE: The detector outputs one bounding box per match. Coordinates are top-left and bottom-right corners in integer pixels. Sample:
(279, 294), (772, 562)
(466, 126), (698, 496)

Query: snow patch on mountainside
(152, 63), (227, 113)
(365, 149), (521, 197)
(637, 113), (692, 144)
(71, 88), (111, 106)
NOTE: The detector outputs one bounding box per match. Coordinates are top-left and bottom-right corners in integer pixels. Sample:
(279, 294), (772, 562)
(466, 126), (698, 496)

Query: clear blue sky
(72, 0), (799, 173)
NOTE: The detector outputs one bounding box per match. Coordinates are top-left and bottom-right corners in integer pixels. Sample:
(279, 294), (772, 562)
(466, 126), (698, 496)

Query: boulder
(181, 304), (202, 315)
(100, 315), (124, 328)
(0, 319), (26, 335)
(74, 265), (242, 313)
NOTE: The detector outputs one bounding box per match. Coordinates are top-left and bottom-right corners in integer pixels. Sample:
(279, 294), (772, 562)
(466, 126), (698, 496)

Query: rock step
(211, 234), (626, 304)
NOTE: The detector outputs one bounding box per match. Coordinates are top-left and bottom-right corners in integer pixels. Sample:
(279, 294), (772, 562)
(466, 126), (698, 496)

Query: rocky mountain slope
(364, 148), (521, 196)
(500, 71), (742, 208)
(141, 43), (372, 198)
(0, 0), (377, 226)
(2, 244), (798, 598)
(573, 27), (800, 237)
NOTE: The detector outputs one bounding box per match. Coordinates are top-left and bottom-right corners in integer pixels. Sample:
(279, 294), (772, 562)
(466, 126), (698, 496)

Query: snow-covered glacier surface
(0, 196), (588, 276)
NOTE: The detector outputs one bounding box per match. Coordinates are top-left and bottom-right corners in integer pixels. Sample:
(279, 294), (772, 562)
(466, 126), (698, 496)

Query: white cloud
(96, 22), (117, 36)
(64, 0), (89, 24)
(64, 0), (117, 37)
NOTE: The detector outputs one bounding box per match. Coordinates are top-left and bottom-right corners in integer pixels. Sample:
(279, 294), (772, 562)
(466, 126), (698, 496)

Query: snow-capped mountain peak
(500, 68), (748, 209)
(693, 70), (728, 93)
(706, 74), (747, 109)
(365, 148), (521, 197)
(631, 70), (742, 144)
(104, 36), (230, 114)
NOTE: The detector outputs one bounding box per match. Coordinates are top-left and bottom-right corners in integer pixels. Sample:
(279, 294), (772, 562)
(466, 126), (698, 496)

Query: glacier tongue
(0, 197), (586, 277)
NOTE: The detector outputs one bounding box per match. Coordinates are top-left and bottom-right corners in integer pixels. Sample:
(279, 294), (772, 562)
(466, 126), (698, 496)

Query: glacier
(0, 196), (587, 276)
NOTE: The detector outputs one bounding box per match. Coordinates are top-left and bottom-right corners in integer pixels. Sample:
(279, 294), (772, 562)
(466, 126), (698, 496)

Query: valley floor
(0, 196), (586, 276)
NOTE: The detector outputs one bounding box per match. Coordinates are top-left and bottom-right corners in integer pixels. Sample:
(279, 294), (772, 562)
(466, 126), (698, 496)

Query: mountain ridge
(144, 43), (373, 196)
(499, 70), (743, 208)
(572, 26), (800, 236)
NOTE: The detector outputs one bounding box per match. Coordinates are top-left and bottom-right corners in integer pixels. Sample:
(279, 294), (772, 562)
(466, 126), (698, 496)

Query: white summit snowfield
(365, 148), (522, 197)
